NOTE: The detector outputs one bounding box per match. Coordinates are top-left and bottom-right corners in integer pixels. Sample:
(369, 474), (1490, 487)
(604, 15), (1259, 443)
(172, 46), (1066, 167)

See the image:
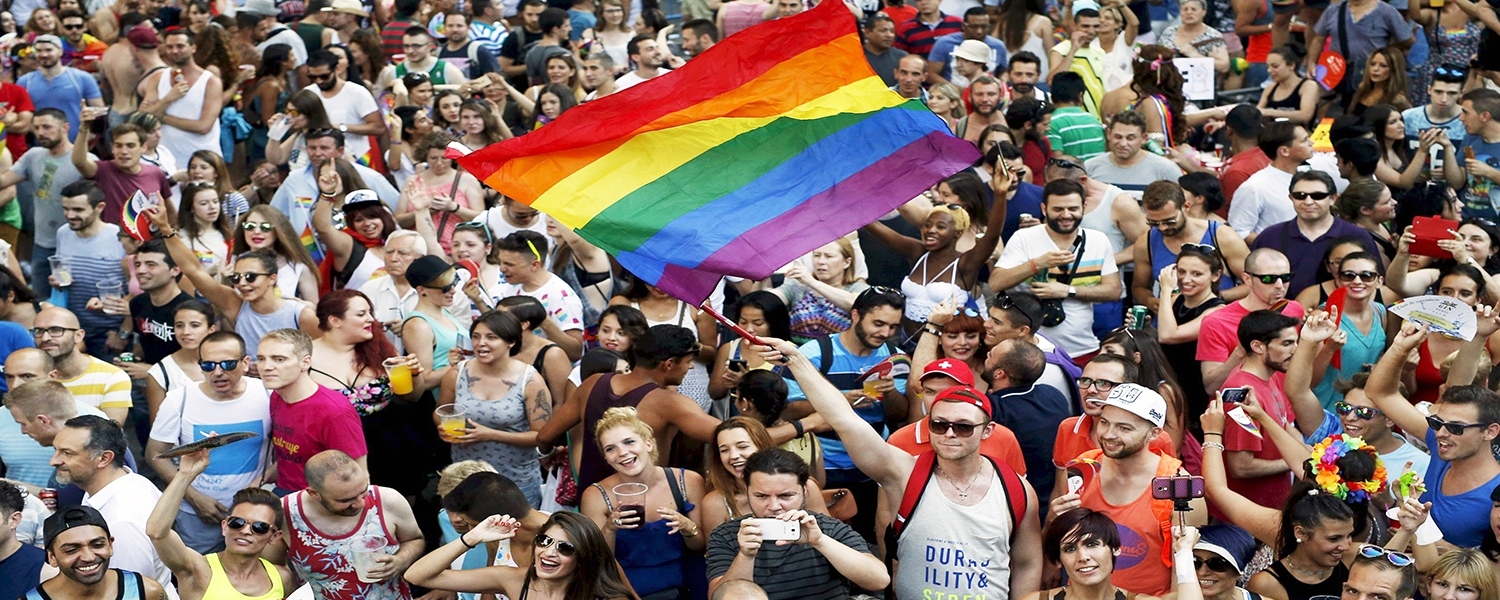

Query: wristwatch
(1068, 286), (1078, 299)
(339, 124), (348, 133)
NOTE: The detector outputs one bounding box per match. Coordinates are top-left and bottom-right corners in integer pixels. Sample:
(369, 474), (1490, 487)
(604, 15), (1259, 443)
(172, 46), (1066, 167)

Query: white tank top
(895, 466), (1015, 600)
(157, 70), (221, 165)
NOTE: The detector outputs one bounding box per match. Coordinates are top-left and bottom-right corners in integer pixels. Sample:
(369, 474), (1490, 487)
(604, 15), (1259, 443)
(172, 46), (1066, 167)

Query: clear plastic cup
(612, 482), (648, 527)
(435, 405), (466, 439)
(49, 256), (71, 287)
(348, 535), (388, 583)
(384, 357), (412, 395)
(96, 281), (124, 315)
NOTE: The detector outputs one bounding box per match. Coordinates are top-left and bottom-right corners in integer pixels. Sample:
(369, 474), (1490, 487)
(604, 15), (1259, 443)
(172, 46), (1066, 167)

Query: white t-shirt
(472, 207), (553, 261)
(84, 471), (179, 600)
(498, 274), (584, 333)
(1228, 165), (1297, 236)
(304, 83), (380, 166)
(148, 379), (272, 515)
(614, 70), (659, 91)
(994, 226), (1118, 356)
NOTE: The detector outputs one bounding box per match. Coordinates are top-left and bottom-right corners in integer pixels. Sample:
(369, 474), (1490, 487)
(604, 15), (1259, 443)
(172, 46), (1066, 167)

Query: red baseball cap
(920, 359), (975, 387)
(931, 386), (991, 417)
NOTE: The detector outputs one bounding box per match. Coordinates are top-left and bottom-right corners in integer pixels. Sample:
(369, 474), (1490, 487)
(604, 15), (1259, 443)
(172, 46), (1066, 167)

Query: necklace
(938, 463), (983, 500)
(1285, 558), (1334, 580)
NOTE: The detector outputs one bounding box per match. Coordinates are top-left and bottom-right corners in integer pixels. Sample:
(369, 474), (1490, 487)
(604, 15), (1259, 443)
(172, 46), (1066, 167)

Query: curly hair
(1130, 45), (1188, 145)
(193, 25), (240, 91)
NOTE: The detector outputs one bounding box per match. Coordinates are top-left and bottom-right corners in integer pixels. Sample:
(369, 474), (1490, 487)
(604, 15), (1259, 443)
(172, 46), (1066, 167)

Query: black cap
(44, 506), (110, 550)
(406, 255), (457, 288)
(1225, 105), (1263, 137)
(633, 325), (699, 362)
(1329, 116), (1372, 145)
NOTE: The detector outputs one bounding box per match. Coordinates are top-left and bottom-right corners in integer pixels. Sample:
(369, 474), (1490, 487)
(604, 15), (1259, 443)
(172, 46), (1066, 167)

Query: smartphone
(1151, 476), (1205, 501)
(1066, 466), (1085, 495)
(728, 359), (748, 372)
(1221, 387), (1250, 404)
(747, 518), (800, 541)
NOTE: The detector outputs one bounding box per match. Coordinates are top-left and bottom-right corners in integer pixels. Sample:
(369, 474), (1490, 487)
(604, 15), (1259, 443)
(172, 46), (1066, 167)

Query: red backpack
(885, 450), (1029, 553)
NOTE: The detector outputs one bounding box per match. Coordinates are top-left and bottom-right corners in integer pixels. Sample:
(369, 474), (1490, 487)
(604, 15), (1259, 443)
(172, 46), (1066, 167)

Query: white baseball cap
(1101, 383), (1167, 428)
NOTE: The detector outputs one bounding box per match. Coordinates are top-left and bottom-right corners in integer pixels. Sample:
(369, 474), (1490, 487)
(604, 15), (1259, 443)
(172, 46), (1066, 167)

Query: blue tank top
(3, 543), (45, 600)
(591, 468), (694, 597)
(406, 308), (468, 369)
(1253, 0), (1273, 25)
(1422, 427), (1500, 547)
(27, 569), (144, 600)
(1148, 221), (1234, 290)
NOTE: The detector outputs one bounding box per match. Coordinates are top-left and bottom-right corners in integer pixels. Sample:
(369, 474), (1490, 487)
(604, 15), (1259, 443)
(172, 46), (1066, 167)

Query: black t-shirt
(499, 27), (545, 62)
(438, 40), (502, 79)
(130, 291), (191, 364)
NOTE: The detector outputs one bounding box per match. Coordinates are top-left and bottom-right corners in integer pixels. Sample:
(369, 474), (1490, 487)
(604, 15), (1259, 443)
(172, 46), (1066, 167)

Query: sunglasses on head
(1339, 270), (1379, 283)
(928, 418), (981, 437)
(1356, 544), (1414, 567)
(993, 294), (1033, 329)
(1245, 272), (1294, 284)
(1334, 401), (1381, 420)
(1427, 414), (1488, 435)
(856, 285), (902, 305)
(242, 222), (275, 231)
(1181, 243), (1216, 254)
(1047, 157), (1083, 170)
(931, 201), (965, 211)
(1435, 64), (1469, 79)
(534, 533), (577, 556)
(226, 516), (274, 535)
(454, 221), (492, 243)
(1194, 556), (1236, 573)
(1290, 191), (1332, 201)
(199, 359), (241, 373)
(227, 272), (271, 285)
(953, 307), (979, 318)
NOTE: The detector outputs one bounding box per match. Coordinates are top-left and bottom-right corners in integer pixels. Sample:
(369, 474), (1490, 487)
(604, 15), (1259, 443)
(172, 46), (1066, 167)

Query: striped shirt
(893, 14), (963, 59)
(56, 223), (126, 335)
(382, 17), (419, 62)
(706, 513), (874, 600)
(1045, 106), (1107, 161)
(60, 356), (133, 411)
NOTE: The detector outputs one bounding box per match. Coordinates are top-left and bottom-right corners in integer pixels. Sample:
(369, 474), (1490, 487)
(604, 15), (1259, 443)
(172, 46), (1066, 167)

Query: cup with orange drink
(436, 405), (467, 440)
(384, 356), (414, 395)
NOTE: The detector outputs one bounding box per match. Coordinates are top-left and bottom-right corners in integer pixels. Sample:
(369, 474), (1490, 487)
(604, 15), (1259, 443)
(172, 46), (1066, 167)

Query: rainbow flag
(455, 0), (978, 304)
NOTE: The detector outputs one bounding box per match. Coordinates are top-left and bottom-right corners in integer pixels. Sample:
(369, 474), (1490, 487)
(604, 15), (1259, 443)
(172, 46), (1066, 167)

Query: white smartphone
(748, 518), (800, 541)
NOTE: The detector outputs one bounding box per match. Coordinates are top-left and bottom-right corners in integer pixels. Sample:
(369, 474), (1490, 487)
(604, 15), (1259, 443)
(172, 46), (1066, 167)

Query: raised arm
(1366, 321), (1432, 435)
(1449, 305), (1500, 388)
(1200, 398), (1282, 545)
(71, 112), (98, 179)
(405, 515), (521, 594)
(1239, 388), (1315, 475)
(312, 163), (356, 263)
(146, 450), (215, 595)
(145, 206), (242, 317)
(859, 217), (926, 263)
(1286, 309), (1339, 431)
(957, 164), (1015, 279)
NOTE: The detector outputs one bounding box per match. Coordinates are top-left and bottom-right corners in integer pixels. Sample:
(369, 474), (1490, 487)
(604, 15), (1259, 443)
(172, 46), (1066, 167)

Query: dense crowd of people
(2, 0), (1500, 597)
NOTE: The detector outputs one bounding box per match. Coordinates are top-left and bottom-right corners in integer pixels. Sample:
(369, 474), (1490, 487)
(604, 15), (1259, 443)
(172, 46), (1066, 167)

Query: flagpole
(699, 300), (771, 348)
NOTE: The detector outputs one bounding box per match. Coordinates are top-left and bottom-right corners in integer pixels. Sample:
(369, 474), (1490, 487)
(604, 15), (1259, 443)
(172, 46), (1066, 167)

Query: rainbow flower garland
(1310, 434), (1388, 502)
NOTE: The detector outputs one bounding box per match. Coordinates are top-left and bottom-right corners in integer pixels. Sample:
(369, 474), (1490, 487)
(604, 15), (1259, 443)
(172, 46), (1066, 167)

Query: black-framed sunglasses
(61, 23), (84, 30)
(242, 222), (275, 232)
(993, 294), (1033, 329)
(1245, 272), (1294, 284)
(1339, 270), (1379, 282)
(199, 359), (241, 373)
(1077, 377), (1120, 392)
(1047, 157), (1083, 170)
(1194, 556), (1236, 573)
(1289, 191), (1332, 201)
(1181, 243), (1216, 254)
(534, 533), (577, 556)
(1334, 401), (1381, 420)
(226, 516), (274, 535)
(1356, 544), (1414, 567)
(424, 280), (459, 294)
(227, 272), (271, 285)
(930, 201), (965, 211)
(928, 419), (981, 437)
(1428, 414), (1488, 435)
(855, 285), (902, 305)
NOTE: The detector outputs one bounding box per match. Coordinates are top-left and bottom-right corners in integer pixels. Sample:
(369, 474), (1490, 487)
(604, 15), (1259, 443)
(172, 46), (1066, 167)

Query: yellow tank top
(203, 553), (284, 600)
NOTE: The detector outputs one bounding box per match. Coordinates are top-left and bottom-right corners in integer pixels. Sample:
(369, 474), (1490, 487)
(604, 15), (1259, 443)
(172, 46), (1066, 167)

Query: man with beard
(5, 376), (118, 508)
(147, 450), (291, 600)
(992, 179), (1123, 361)
(305, 50), (385, 168)
(145, 332), (272, 554)
(49, 185), (130, 361)
(1366, 321), (1500, 547)
(956, 75), (1002, 144)
(257, 329), (367, 493)
(0, 109), (94, 298)
(981, 290), (1080, 404)
(1049, 355), (1174, 501)
(1251, 171), (1380, 297)
(862, 13), (906, 87)
(1084, 110), (1185, 200)
(760, 336), (1041, 600)
(1049, 383), (1205, 596)
(112, 239), (190, 384)
(72, 123), (173, 226)
(51, 415), (177, 598)
(17, 36), (102, 139)
(28, 505), (168, 600)
(139, 27), (222, 163)
(1132, 180), (1251, 306)
(56, 11), (106, 72)
(1006, 52), (1047, 102)
(1218, 309), (1300, 510)
(616, 35), (664, 91)
(1196, 248), (1305, 391)
(890, 54), (927, 101)
(281, 450), (423, 600)
(782, 288), (909, 541)
(887, 360), (1027, 474)
(680, 19), (718, 58)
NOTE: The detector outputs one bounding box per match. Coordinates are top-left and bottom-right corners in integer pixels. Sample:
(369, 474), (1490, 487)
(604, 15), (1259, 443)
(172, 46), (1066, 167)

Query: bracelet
(1028, 258), (1038, 274)
(160, 230), (176, 239)
(1202, 432), (1222, 437)
(319, 192), (338, 201)
(459, 533), (475, 549)
(923, 325), (943, 337)
(1202, 441), (1226, 451)
(792, 420), (805, 437)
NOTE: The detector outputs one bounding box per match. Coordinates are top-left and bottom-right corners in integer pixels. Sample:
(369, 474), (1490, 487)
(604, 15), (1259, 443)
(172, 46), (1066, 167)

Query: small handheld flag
(121, 190), (154, 242)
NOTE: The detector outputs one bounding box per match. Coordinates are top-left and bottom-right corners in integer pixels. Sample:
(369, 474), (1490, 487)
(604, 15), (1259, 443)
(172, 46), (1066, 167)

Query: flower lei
(1310, 434), (1388, 502)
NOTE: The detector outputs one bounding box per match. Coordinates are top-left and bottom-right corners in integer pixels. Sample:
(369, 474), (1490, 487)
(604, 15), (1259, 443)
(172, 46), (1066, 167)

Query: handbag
(1039, 233), (1088, 327)
(1315, 1), (1350, 91)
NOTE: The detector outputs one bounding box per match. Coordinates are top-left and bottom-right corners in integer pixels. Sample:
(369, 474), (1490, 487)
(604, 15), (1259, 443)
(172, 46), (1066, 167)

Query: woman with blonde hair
(1349, 47), (1413, 116)
(23, 8), (55, 40)
(764, 237), (870, 340)
(928, 82), (964, 132)
(1426, 548), (1500, 600)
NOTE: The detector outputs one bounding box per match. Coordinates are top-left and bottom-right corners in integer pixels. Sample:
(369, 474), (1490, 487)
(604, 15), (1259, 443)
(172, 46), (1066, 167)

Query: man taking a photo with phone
(1049, 383), (1205, 596)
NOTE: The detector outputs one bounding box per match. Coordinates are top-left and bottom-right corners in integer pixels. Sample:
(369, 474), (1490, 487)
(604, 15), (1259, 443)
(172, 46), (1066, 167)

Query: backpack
(884, 450), (1028, 573)
(813, 335), (899, 375)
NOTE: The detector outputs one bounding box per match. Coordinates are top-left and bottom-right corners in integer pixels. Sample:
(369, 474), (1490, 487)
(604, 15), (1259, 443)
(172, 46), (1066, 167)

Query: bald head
(712, 580), (769, 600)
(1244, 248), (1289, 274)
(35, 307), (80, 329)
(5, 348), (56, 391)
(305, 450), (362, 492)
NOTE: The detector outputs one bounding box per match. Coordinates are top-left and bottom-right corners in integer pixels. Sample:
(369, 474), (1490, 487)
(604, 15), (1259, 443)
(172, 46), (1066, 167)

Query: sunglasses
(1435, 64), (1469, 79)
(1077, 377), (1120, 392)
(856, 285), (902, 305)
(454, 221), (492, 243)
(242, 222), (275, 232)
(534, 533), (577, 556)
(227, 272), (271, 284)
(1181, 243), (1216, 254)
(928, 418), (981, 437)
(1145, 214), (1182, 228)
(226, 516), (274, 535)
(1334, 401), (1381, 420)
(1427, 414), (1488, 435)
(953, 307), (979, 318)
(61, 23), (84, 30)
(1290, 191), (1332, 201)
(425, 280), (459, 294)
(993, 294), (1034, 329)
(1194, 556), (1236, 573)
(931, 201), (965, 211)
(308, 72), (333, 81)
(1339, 270), (1379, 282)
(1356, 544), (1414, 567)
(1047, 157), (1083, 170)
(199, 359), (241, 373)
(1245, 272), (1294, 284)
(286, 109), (301, 118)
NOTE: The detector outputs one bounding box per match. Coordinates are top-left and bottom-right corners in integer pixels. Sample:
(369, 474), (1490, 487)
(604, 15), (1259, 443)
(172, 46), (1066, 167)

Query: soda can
(1031, 269), (1050, 284)
(38, 488), (56, 511)
(117, 353), (136, 363)
(1129, 306), (1150, 330)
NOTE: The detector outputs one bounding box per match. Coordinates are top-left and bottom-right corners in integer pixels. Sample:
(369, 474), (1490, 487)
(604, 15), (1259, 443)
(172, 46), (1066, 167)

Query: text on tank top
(1079, 479), (1171, 596)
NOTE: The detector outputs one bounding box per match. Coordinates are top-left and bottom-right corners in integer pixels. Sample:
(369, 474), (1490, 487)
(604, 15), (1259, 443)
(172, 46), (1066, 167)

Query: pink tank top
(721, 2), (765, 37)
(283, 486), (412, 600)
(410, 174), (472, 256)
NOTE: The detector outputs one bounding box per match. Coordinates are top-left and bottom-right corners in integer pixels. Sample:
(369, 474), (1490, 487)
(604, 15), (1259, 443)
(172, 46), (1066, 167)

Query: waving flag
(456, 0), (978, 304)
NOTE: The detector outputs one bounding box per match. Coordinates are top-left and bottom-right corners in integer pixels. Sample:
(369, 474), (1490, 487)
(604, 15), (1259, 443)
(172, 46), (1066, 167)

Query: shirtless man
(100, 22), (161, 128)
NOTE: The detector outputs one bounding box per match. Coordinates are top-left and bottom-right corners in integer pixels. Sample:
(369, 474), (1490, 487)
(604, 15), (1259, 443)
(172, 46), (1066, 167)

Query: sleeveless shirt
(236, 300), (304, 364)
(27, 569), (144, 600)
(203, 553), (284, 600)
(1267, 560), (1348, 600)
(579, 373), (661, 490)
(157, 70), (221, 162)
(894, 466), (1015, 600)
(283, 486), (413, 600)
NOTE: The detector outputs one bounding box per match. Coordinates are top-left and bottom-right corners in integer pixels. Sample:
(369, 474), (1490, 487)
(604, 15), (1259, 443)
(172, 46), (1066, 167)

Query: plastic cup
(435, 405), (466, 439)
(96, 281), (124, 315)
(384, 358), (413, 395)
(612, 482), (648, 526)
(862, 378), (882, 398)
(49, 256), (72, 287)
(348, 535), (388, 583)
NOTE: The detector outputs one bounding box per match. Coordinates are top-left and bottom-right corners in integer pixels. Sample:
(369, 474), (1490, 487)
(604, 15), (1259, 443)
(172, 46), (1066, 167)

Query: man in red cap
(888, 359), (1026, 474)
